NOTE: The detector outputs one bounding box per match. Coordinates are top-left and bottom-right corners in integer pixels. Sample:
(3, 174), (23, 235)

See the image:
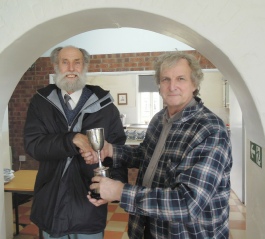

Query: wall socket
(19, 155), (26, 161)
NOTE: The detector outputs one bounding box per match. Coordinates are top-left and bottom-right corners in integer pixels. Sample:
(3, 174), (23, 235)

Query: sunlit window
(139, 92), (162, 124)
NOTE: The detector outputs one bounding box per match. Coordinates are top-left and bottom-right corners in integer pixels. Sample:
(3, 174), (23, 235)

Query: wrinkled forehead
(58, 47), (83, 61)
(161, 58), (190, 73)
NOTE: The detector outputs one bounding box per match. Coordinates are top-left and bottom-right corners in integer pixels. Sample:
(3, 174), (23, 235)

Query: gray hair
(50, 45), (90, 69)
(154, 52), (204, 96)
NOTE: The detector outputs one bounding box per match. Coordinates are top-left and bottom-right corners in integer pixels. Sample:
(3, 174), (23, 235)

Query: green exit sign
(250, 141), (262, 168)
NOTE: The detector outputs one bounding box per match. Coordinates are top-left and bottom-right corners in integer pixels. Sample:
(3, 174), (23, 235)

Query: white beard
(54, 69), (86, 93)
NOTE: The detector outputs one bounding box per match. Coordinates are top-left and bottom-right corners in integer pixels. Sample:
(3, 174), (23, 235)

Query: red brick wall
(8, 50), (215, 171)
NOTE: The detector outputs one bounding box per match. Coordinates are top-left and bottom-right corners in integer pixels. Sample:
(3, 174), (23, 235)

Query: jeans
(43, 231), (103, 239)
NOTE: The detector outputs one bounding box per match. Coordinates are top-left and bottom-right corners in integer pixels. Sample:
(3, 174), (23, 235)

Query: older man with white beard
(24, 46), (128, 239)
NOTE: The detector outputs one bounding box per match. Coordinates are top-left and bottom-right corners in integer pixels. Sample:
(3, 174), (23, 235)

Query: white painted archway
(1, 1), (265, 238)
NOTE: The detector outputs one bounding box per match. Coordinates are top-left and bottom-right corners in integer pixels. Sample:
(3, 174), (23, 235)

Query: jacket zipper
(38, 92), (81, 132)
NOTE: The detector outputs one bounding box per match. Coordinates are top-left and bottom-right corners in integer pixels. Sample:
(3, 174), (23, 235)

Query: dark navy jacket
(24, 84), (127, 237)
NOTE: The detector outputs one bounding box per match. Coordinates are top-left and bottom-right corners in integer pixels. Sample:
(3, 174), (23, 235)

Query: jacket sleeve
(119, 127), (232, 222)
(103, 104), (128, 183)
(24, 95), (79, 161)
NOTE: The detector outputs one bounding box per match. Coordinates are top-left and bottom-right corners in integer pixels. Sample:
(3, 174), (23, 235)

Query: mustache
(59, 71), (81, 79)
(54, 70), (86, 92)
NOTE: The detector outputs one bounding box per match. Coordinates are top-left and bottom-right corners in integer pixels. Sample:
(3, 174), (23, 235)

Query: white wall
(1, 108), (12, 239)
(229, 87), (244, 202)
(246, 140), (265, 238)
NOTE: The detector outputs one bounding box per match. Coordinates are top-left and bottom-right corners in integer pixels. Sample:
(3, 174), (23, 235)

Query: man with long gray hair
(85, 51), (232, 239)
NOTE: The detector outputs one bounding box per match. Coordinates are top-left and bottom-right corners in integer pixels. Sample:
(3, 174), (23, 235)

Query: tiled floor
(229, 190), (246, 239)
(13, 190), (245, 239)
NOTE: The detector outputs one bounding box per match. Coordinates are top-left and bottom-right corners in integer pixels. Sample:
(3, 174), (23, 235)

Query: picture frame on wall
(118, 93), (127, 105)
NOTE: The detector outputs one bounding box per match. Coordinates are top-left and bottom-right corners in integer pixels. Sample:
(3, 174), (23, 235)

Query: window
(139, 92), (162, 124)
(138, 74), (162, 124)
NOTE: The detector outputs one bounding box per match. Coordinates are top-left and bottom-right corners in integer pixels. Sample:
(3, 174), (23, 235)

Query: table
(4, 170), (42, 238)
(125, 139), (143, 145)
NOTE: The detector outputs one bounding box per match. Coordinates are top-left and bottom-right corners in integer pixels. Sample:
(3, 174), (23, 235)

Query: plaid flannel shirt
(113, 98), (232, 239)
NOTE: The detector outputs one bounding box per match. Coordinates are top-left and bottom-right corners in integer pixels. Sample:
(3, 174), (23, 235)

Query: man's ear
(53, 64), (59, 72)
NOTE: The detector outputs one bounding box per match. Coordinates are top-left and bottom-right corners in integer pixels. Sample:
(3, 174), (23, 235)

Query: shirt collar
(61, 89), (83, 107)
(163, 97), (197, 123)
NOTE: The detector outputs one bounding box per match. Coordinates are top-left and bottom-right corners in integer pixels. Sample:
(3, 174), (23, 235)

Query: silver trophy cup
(86, 128), (109, 199)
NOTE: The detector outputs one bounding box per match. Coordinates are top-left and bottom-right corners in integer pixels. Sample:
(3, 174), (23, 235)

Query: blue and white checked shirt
(113, 97), (232, 239)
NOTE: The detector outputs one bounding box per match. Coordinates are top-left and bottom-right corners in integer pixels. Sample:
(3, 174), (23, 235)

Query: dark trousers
(144, 217), (153, 239)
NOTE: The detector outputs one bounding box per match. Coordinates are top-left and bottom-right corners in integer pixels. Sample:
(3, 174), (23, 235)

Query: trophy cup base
(90, 191), (102, 200)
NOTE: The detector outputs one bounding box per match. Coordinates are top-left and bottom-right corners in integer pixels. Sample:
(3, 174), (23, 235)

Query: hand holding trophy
(86, 128), (109, 199)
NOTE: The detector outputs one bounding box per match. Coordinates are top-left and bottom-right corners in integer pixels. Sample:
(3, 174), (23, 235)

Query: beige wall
(200, 70), (229, 124)
(87, 73), (139, 124)
(87, 70), (228, 125)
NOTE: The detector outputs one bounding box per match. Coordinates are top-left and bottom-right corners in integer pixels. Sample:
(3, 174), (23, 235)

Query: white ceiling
(42, 28), (194, 56)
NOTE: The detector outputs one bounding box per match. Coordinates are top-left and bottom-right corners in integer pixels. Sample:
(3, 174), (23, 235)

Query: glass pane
(140, 92), (151, 123)
(139, 92), (162, 124)
(152, 92), (160, 114)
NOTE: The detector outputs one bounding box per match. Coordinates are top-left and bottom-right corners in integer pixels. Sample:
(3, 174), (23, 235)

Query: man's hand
(100, 140), (113, 159)
(87, 193), (108, 207)
(73, 133), (91, 151)
(81, 139), (114, 164)
(90, 176), (124, 202)
(73, 133), (98, 164)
